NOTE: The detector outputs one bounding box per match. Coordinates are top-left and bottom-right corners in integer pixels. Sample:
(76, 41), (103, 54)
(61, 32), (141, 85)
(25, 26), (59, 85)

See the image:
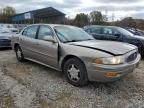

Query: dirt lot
(0, 49), (144, 108)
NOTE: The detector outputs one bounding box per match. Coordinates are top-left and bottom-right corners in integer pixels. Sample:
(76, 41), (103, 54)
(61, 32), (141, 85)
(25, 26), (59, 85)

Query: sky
(0, 0), (144, 21)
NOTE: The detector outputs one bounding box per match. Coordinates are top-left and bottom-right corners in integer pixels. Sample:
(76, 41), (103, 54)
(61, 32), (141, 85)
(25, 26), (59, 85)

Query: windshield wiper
(84, 39), (94, 41)
(64, 39), (94, 43)
(63, 40), (80, 43)
(78, 39), (94, 42)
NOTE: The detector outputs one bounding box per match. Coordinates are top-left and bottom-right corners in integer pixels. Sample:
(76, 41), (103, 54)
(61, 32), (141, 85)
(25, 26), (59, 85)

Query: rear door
(35, 25), (58, 68)
(86, 27), (103, 40)
(19, 25), (39, 60)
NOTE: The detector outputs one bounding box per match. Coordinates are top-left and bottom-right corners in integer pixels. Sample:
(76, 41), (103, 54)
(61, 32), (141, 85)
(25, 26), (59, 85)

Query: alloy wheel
(67, 64), (80, 82)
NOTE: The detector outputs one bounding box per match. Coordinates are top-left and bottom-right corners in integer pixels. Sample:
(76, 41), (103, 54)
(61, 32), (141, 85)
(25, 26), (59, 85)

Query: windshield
(54, 26), (94, 43)
(117, 27), (134, 36)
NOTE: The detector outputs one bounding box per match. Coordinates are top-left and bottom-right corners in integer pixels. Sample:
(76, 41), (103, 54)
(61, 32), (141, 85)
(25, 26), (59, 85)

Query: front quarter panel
(58, 42), (140, 82)
(59, 43), (112, 70)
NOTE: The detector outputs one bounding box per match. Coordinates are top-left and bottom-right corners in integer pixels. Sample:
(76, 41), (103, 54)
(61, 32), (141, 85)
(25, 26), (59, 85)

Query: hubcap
(17, 48), (21, 58)
(67, 64), (80, 82)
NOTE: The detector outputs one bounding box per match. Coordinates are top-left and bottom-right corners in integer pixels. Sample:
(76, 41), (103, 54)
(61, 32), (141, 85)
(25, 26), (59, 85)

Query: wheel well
(14, 43), (19, 51)
(61, 55), (85, 71)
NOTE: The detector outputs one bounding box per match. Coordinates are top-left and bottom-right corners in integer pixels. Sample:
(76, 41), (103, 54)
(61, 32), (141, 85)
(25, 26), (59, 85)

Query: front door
(35, 25), (58, 68)
(102, 27), (121, 41)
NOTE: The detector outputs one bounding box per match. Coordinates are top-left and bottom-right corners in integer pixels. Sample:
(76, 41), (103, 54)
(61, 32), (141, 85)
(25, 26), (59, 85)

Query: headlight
(95, 56), (125, 65)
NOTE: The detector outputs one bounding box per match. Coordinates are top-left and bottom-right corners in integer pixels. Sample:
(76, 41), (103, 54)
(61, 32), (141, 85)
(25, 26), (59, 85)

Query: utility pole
(112, 11), (115, 22)
(105, 10), (108, 22)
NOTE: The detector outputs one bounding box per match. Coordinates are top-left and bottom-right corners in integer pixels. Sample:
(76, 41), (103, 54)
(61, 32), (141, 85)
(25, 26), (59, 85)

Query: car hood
(69, 40), (137, 55)
(0, 33), (11, 39)
(9, 28), (18, 30)
(0, 33), (12, 37)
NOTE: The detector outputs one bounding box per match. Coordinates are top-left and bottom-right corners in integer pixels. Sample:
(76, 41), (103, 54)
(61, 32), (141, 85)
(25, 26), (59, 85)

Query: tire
(138, 44), (144, 58)
(63, 58), (88, 87)
(15, 45), (25, 62)
(139, 50), (144, 58)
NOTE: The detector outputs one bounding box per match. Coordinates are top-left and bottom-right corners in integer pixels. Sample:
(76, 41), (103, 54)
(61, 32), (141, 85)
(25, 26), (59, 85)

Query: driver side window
(38, 26), (53, 40)
(90, 27), (101, 34)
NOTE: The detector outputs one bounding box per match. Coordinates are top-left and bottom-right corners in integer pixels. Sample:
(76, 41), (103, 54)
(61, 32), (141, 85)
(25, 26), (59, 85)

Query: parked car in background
(11, 24), (140, 86)
(84, 25), (144, 57)
(0, 24), (19, 34)
(125, 27), (144, 36)
(0, 28), (13, 48)
(13, 24), (28, 32)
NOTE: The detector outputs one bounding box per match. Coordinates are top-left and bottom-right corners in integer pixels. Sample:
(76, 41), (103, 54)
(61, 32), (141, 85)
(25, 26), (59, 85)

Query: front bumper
(0, 39), (11, 48)
(86, 54), (141, 82)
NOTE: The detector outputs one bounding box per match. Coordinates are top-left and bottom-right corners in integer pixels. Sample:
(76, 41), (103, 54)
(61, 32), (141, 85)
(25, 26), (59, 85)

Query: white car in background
(0, 24), (19, 34)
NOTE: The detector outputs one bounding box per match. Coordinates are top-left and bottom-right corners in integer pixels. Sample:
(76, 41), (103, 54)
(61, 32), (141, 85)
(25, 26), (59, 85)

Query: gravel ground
(0, 49), (144, 108)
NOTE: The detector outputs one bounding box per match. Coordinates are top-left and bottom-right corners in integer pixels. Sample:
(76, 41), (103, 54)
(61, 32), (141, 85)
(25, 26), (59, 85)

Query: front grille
(0, 39), (11, 46)
(126, 52), (138, 62)
(0, 39), (9, 41)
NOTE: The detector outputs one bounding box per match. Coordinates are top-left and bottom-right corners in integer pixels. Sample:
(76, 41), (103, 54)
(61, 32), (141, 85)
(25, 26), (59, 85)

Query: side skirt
(25, 57), (61, 72)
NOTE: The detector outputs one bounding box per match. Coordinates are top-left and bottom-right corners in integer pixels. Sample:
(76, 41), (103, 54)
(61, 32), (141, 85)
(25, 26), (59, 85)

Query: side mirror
(43, 36), (56, 43)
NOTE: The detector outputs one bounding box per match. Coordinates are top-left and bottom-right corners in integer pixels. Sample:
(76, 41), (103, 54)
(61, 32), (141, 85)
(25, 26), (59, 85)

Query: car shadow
(0, 47), (12, 51)
(23, 59), (64, 78)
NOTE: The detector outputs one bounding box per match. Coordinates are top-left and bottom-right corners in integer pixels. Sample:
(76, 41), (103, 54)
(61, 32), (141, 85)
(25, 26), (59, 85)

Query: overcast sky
(0, 0), (144, 21)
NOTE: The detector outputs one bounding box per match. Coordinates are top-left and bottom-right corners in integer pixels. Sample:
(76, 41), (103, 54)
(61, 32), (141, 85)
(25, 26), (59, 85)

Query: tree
(112, 17), (137, 28)
(121, 17), (137, 28)
(74, 13), (89, 27)
(2, 6), (16, 15)
(136, 19), (144, 30)
(0, 6), (16, 23)
(65, 18), (74, 25)
(89, 11), (106, 24)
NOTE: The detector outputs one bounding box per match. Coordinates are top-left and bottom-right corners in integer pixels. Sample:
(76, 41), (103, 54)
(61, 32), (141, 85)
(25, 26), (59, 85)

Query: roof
(33, 7), (65, 18)
(12, 7), (65, 21)
(25, 24), (78, 28)
(83, 25), (122, 29)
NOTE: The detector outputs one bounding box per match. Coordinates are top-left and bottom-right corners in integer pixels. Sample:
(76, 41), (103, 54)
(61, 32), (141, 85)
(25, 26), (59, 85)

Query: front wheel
(137, 44), (144, 58)
(15, 45), (25, 62)
(63, 58), (88, 87)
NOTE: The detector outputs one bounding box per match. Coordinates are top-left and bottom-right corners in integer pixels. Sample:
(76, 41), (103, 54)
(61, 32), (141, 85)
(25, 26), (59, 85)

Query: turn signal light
(105, 72), (120, 78)
(95, 58), (103, 64)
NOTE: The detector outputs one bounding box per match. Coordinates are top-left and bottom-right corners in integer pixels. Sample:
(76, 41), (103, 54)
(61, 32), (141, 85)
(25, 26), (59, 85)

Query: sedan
(84, 25), (144, 57)
(11, 24), (140, 86)
(0, 28), (12, 48)
(125, 28), (144, 36)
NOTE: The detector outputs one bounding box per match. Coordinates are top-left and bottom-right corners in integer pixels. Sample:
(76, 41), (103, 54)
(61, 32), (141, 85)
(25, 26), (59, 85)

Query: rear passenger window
(22, 26), (38, 39)
(90, 27), (101, 34)
(103, 28), (113, 35)
(102, 27), (120, 36)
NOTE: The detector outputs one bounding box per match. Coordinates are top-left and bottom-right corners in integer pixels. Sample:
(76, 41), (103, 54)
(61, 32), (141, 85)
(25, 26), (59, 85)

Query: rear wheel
(63, 58), (88, 87)
(15, 45), (25, 62)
